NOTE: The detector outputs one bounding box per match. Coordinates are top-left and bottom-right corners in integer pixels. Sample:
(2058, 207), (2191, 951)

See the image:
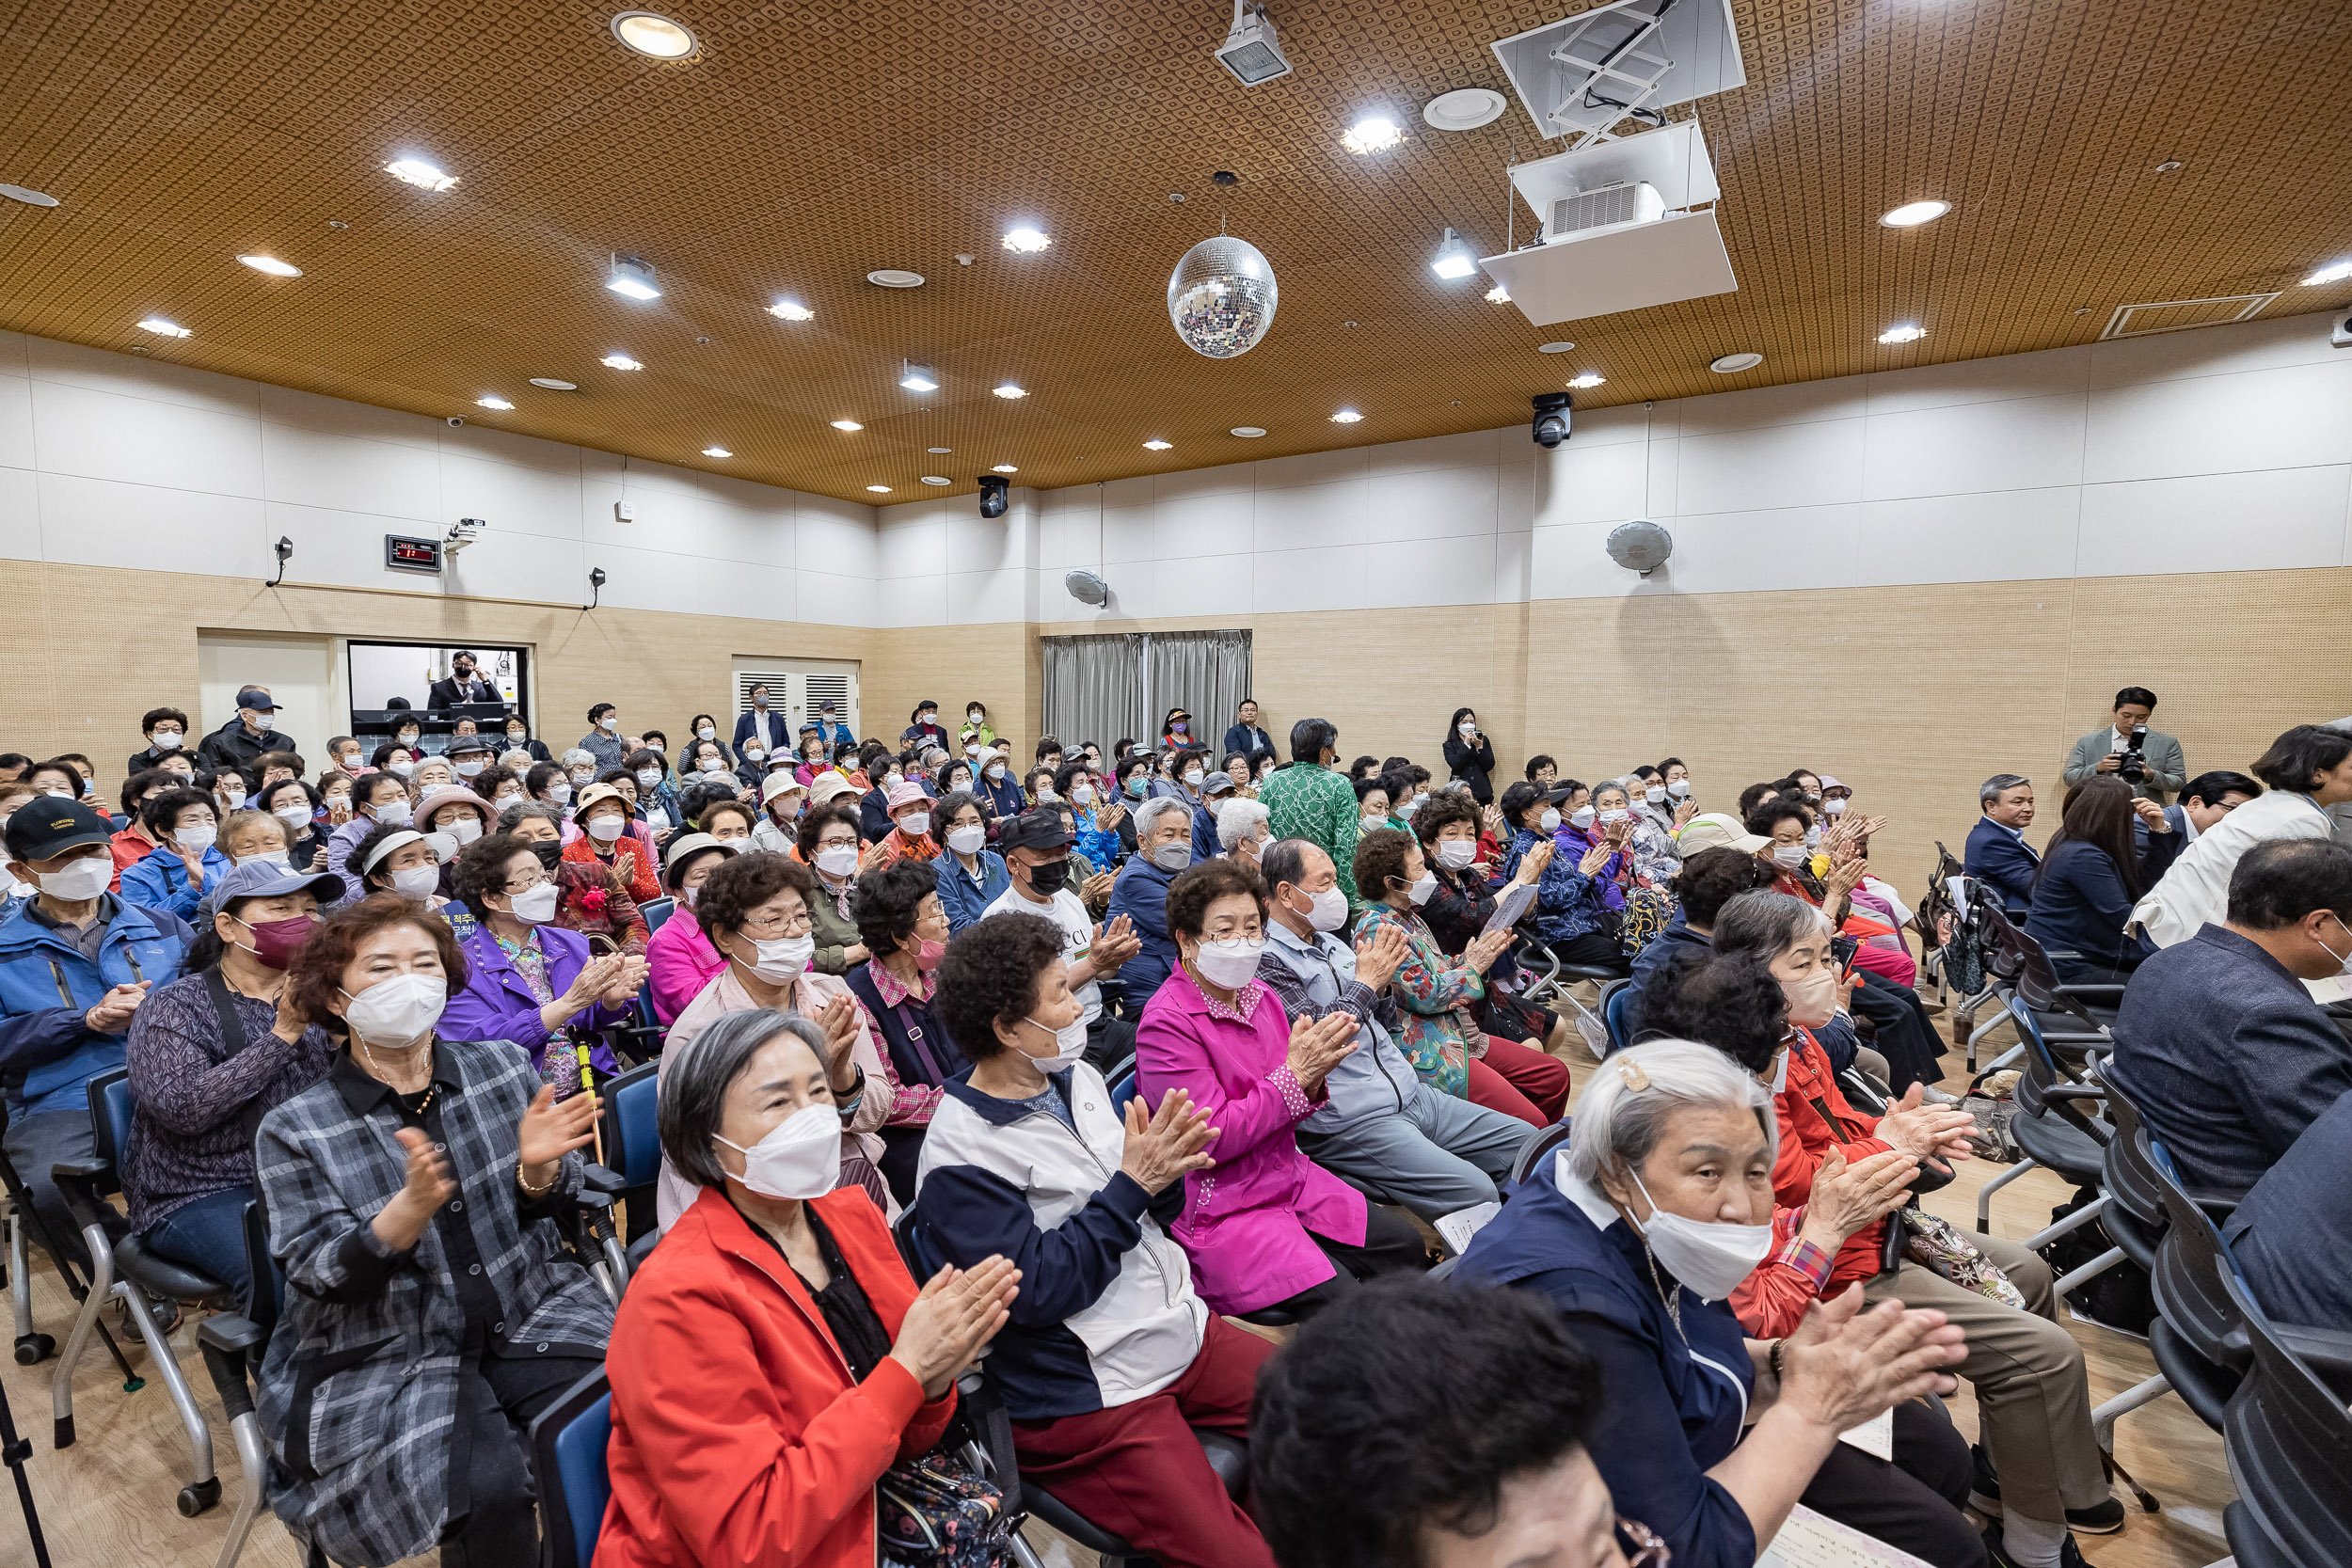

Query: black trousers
(1085, 1012), (1137, 1073)
(1266, 1205), (1430, 1320)
(1799, 1399), (1987, 1568)
(1548, 930), (1632, 974)
(1851, 972), (1945, 1091)
(437, 1345), (606, 1568)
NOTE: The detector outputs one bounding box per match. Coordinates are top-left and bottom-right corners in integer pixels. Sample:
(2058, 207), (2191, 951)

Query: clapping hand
(1353, 922), (1409, 991)
(1284, 1011), (1359, 1092)
(84, 981), (149, 1034)
(1875, 1082), (1976, 1168)
(890, 1258), (1023, 1400)
(1091, 913), (1141, 969)
(1119, 1088), (1219, 1194)
(1800, 1147), (1921, 1249)
(1514, 838), (1555, 885)
(601, 954), (649, 1006)
(1465, 927), (1515, 974)
(516, 1083), (602, 1168)
(1672, 797), (1699, 828)
(817, 995), (862, 1088)
(1778, 1286), (1964, 1428)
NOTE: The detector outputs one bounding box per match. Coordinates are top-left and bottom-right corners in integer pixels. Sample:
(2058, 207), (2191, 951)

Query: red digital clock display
(384, 534), (442, 573)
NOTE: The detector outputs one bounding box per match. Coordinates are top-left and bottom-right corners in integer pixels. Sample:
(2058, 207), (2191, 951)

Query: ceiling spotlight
(0, 183), (60, 206)
(236, 254), (302, 277)
(2301, 259), (2352, 286)
(899, 362), (940, 392)
(383, 157), (457, 192)
(1537, 341), (1576, 354)
(866, 484), (893, 492)
(611, 10), (697, 57)
(1329, 407), (1364, 423)
(977, 474), (1009, 517)
(867, 269), (925, 289)
(1343, 116), (1403, 155)
(1431, 227), (1480, 280)
(829, 419), (863, 431)
(1709, 351), (1764, 372)
(993, 463), (1019, 472)
(1879, 199), (1950, 228)
(476, 394), (515, 409)
(703, 446), (732, 457)
(768, 299), (815, 321)
(601, 353), (644, 370)
(1877, 323), (1928, 344)
(1422, 87), (1506, 131)
(136, 316), (192, 338)
(1532, 391), (1571, 449)
(1001, 227), (1051, 253)
(1566, 372), (1605, 388)
(1215, 0), (1293, 85)
(1230, 426), (1266, 437)
(993, 382), (1026, 399)
(1485, 283), (1510, 303)
(605, 254), (661, 300)
(529, 376), (579, 390)
(1143, 438), (1173, 451)
(921, 476), (951, 485)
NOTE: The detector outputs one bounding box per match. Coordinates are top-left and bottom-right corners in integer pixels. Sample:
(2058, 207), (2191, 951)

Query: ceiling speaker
(1065, 569), (1111, 607)
(1606, 519), (1674, 576)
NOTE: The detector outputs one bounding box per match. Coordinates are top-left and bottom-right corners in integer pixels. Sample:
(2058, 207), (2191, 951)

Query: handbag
(876, 1449), (1017, 1567)
(1896, 1206), (2026, 1308)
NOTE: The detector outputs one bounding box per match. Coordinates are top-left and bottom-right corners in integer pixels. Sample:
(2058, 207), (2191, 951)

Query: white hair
(1216, 797), (1271, 850)
(1563, 1038), (1776, 1189)
(560, 748), (596, 770)
(1134, 795), (1191, 840)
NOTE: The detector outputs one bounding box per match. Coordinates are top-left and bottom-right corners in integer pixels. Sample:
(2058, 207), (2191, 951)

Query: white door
(731, 657), (860, 748)
(198, 631), (340, 769)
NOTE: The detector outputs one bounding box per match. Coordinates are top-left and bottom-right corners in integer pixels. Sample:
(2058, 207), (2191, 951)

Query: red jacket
(1770, 1025), (1894, 1290)
(597, 1186), (957, 1568)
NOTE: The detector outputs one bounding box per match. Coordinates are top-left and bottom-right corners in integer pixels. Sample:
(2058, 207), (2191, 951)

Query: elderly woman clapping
(1454, 1039), (1970, 1568)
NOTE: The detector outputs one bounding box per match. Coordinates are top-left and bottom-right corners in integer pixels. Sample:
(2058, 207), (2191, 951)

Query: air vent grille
(2101, 293), (2280, 340)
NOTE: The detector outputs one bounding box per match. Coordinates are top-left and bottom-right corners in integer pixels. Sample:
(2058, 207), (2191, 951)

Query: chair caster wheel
(177, 1478), (220, 1516)
(13, 1333), (53, 1365)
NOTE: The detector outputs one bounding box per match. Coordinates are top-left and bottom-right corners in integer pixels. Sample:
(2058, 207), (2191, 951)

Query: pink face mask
(913, 938), (946, 972)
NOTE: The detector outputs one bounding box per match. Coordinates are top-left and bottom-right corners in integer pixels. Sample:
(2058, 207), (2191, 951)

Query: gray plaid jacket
(253, 1038), (612, 1566)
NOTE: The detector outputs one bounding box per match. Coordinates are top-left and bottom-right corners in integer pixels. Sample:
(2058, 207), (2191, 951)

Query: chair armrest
(2043, 1084), (2109, 1104)
(578, 1163), (626, 1196)
(2055, 984), (2128, 1000)
(198, 1313), (265, 1355)
(48, 1160), (117, 1227)
(2273, 1323), (2352, 1394)
(50, 1157), (108, 1182)
(196, 1315), (262, 1420)
(572, 1187), (618, 1215)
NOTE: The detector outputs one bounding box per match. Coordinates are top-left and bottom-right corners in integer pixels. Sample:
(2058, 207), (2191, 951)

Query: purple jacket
(442, 922), (635, 1078)
(1550, 824), (1629, 911)
(1134, 970), (1366, 1313)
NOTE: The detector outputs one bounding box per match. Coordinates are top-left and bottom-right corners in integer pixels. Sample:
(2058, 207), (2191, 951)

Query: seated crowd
(0, 684), (2342, 1568)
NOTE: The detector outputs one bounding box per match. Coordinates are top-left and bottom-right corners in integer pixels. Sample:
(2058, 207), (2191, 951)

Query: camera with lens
(2118, 725), (2150, 784)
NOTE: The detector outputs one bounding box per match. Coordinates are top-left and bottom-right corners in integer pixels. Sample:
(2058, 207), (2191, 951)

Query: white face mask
(738, 932), (815, 984)
(635, 768), (662, 790)
(1769, 1049), (1790, 1095)
(340, 972), (446, 1047)
(697, 726), (716, 742)
(744, 747), (765, 763)
(1539, 808), (1563, 832)
(1598, 807), (1629, 824)
(1628, 1168), (1772, 1303)
(454, 759), (485, 778)
(898, 812), (930, 837)
(1036, 786), (1058, 803)
(1020, 1013), (1089, 1072)
(1400, 870), (1438, 906)
(1569, 807), (1596, 832)
(2313, 915), (2352, 976)
(1182, 768), (1204, 789)
(1823, 799), (1847, 817)
(507, 879), (561, 924)
(1401, 795), (1424, 818)
(814, 844), (860, 879)
(1804, 825), (1821, 850)
(219, 787), (247, 809)
(1458, 721), (1477, 736)
(176, 823), (218, 853)
(1150, 842), (1192, 872)
(1072, 784), (1094, 805)
(507, 732), (528, 747)
(243, 850), (292, 869)
(389, 760), (415, 778)
(390, 864), (440, 900)
(985, 761), (1007, 781)
(547, 781), (573, 805)
(37, 856), (112, 901)
(714, 1103), (839, 1200)
(495, 790), (524, 808)
(1667, 779), (1692, 799)
(1192, 937), (1265, 989)
(1772, 843), (1808, 868)
(1645, 785), (1667, 805)
(1435, 840), (1478, 870)
(1290, 884), (1348, 932)
(968, 711), (984, 723)
(373, 798), (414, 827)
(274, 804), (311, 831)
(946, 824), (987, 856)
(444, 816), (484, 846)
(570, 768), (595, 785)
(1360, 815), (1387, 833)
(149, 732), (182, 752)
(599, 716), (619, 732)
(396, 735), (421, 752)
(586, 815), (627, 844)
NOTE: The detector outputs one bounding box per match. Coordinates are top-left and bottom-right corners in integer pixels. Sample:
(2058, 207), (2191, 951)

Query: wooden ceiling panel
(1, 0), (2347, 504)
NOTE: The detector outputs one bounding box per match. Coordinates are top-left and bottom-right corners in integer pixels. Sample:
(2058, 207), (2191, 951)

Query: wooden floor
(0, 1005), (2235, 1568)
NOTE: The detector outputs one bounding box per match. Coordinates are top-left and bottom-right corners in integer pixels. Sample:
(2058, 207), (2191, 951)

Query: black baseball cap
(4, 798), (114, 863)
(994, 809), (1070, 854)
(234, 687), (280, 711)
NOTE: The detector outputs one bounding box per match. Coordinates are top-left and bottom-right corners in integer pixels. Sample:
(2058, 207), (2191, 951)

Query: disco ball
(1167, 235), (1279, 358)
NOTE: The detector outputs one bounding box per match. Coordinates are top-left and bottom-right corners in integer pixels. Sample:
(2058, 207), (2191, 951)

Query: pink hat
(414, 785), (490, 831)
(886, 778), (930, 814)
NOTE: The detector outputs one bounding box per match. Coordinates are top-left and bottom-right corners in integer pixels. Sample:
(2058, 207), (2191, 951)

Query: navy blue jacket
(2108, 924), (2352, 1194)
(1454, 1161), (1757, 1568)
(1104, 855), (1181, 1003)
(2025, 840), (2158, 979)
(1221, 723), (1275, 768)
(977, 768), (1026, 821)
(1190, 800), (1219, 863)
(0, 895), (193, 1118)
(1626, 917), (1710, 1038)
(858, 784), (894, 844)
(1963, 816), (2040, 918)
(2228, 1086), (2352, 1332)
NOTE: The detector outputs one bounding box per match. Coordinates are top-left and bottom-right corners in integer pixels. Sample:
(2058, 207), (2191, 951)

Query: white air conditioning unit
(1548, 181), (1667, 244)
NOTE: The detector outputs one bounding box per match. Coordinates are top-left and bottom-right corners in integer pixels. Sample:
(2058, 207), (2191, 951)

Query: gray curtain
(1147, 629), (1253, 754)
(1041, 633), (1146, 754)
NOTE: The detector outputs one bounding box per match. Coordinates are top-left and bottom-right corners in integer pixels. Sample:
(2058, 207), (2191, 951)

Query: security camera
(446, 415), (466, 427)
(445, 516), (487, 555)
(977, 475), (1009, 519)
(1532, 391), (1572, 449)
(2332, 312), (2352, 349)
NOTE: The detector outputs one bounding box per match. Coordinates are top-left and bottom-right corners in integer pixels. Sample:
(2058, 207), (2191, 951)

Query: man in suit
(731, 683), (789, 757)
(425, 650), (498, 709)
(1963, 773), (2040, 918)
(2062, 685), (2186, 805)
(1221, 697), (1275, 770)
(2107, 837), (2352, 1194)
(2142, 768), (2265, 880)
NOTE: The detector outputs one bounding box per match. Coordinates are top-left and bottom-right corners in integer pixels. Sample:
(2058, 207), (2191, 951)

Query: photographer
(2063, 686), (2185, 804)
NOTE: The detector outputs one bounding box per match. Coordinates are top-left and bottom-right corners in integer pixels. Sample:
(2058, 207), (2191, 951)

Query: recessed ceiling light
(236, 254), (302, 277)
(1485, 283), (1510, 303)
(768, 299), (815, 321)
(867, 269), (926, 289)
(476, 394), (514, 409)
(993, 382), (1026, 399)
(605, 254), (660, 300)
(1537, 341), (1576, 354)
(2153, 159), (2184, 172)
(1330, 408), (1364, 423)
(899, 362), (940, 391)
(1422, 87), (1506, 132)
(529, 377), (579, 390)
(136, 316), (191, 338)
(1143, 439), (1172, 451)
(1877, 323), (1928, 344)
(611, 10), (697, 57)
(1001, 227), (1051, 253)
(928, 447), (953, 454)
(993, 463), (1019, 472)
(0, 183), (60, 207)
(1566, 372), (1605, 388)
(1430, 227), (1479, 279)
(2301, 259), (2352, 286)
(601, 353), (644, 370)
(1342, 116), (1403, 154)
(1709, 351), (1764, 372)
(383, 157), (457, 192)
(1879, 199), (1950, 228)
(829, 419), (863, 431)
(702, 446), (732, 457)
(1230, 426), (1266, 437)
(921, 476), (951, 485)
(866, 484), (893, 492)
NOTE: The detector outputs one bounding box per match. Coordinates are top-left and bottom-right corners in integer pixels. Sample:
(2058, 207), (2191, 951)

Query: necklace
(1642, 1242), (1687, 1343)
(358, 1036), (435, 1103)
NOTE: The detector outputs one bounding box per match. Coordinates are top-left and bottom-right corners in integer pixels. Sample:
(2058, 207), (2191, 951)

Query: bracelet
(834, 1063), (866, 1120)
(1768, 1338), (1787, 1385)
(516, 1160), (557, 1196)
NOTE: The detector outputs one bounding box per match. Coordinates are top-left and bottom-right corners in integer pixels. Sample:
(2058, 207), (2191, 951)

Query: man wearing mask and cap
(0, 798), (193, 1272)
(197, 687), (294, 774)
(732, 683), (787, 759)
(425, 650), (498, 709)
(444, 730), (496, 784)
(809, 699), (853, 753)
(987, 810), (1142, 1069)
(901, 701), (950, 752)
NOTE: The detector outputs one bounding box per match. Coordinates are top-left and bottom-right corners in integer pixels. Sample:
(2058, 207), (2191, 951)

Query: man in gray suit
(2063, 685), (2186, 804)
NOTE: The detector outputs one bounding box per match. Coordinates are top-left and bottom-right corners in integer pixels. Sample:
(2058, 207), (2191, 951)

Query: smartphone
(1830, 934), (1859, 973)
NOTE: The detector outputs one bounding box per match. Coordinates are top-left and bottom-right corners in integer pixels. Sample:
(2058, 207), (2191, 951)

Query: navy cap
(994, 809), (1070, 853)
(197, 861), (345, 924)
(3, 798), (113, 863)
(235, 688), (280, 711)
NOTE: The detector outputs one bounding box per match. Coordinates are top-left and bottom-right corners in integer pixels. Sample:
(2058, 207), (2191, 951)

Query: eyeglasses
(501, 870), (549, 895)
(1617, 1516), (1669, 1566)
(741, 907), (814, 937)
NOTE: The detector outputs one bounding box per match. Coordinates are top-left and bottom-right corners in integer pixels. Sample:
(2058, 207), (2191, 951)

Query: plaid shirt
(1727, 1203), (1839, 1339)
(253, 1037), (612, 1565)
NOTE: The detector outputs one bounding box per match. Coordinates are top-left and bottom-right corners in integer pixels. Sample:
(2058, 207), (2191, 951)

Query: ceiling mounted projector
(1215, 0), (1292, 85)
(1607, 519), (1674, 576)
(1490, 0), (1747, 150)
(1066, 569), (1112, 607)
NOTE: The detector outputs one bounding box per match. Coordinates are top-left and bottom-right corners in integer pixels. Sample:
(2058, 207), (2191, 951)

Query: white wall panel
(35, 381), (263, 497)
(1254, 544), (1366, 612)
(1253, 478), (1369, 552)
(0, 466), (40, 560)
(0, 374), (32, 470)
(2075, 467), (2352, 577)
(40, 472), (261, 574)
(1366, 536), (1501, 608)
(1676, 418), (1867, 515)
(263, 422), (441, 521)
(1861, 393), (2086, 501)
(2083, 359), (2352, 484)
(1363, 466), (1499, 543)
(444, 452), (583, 543)
(1854, 487), (2081, 587)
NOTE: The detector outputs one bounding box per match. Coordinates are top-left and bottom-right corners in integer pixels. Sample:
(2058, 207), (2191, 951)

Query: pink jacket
(644, 907), (724, 1024)
(1135, 971), (1366, 1313)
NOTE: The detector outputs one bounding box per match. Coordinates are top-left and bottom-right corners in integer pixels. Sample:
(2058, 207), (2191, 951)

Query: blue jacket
(1104, 855), (1182, 1002)
(2228, 1085), (2352, 1333)
(977, 769), (1026, 821)
(1963, 816), (2040, 918)
(858, 785), (895, 844)
(2109, 924), (2352, 1194)
(1071, 809), (1122, 873)
(1220, 723), (1274, 767)
(117, 845), (234, 924)
(1190, 800), (1219, 863)
(0, 895), (192, 1118)
(936, 850), (1011, 934)
(1502, 828), (1611, 945)
(1625, 917), (1711, 1038)
(2025, 840), (2158, 979)
(731, 708), (791, 755)
(1454, 1158), (1758, 1568)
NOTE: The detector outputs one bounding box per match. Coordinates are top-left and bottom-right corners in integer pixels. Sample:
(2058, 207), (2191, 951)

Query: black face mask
(531, 840), (563, 870)
(1026, 857), (1070, 896)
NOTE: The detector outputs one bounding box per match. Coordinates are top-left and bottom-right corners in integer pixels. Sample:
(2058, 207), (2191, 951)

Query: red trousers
(1009, 1316), (1277, 1568)
(1467, 1037), (1569, 1127)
